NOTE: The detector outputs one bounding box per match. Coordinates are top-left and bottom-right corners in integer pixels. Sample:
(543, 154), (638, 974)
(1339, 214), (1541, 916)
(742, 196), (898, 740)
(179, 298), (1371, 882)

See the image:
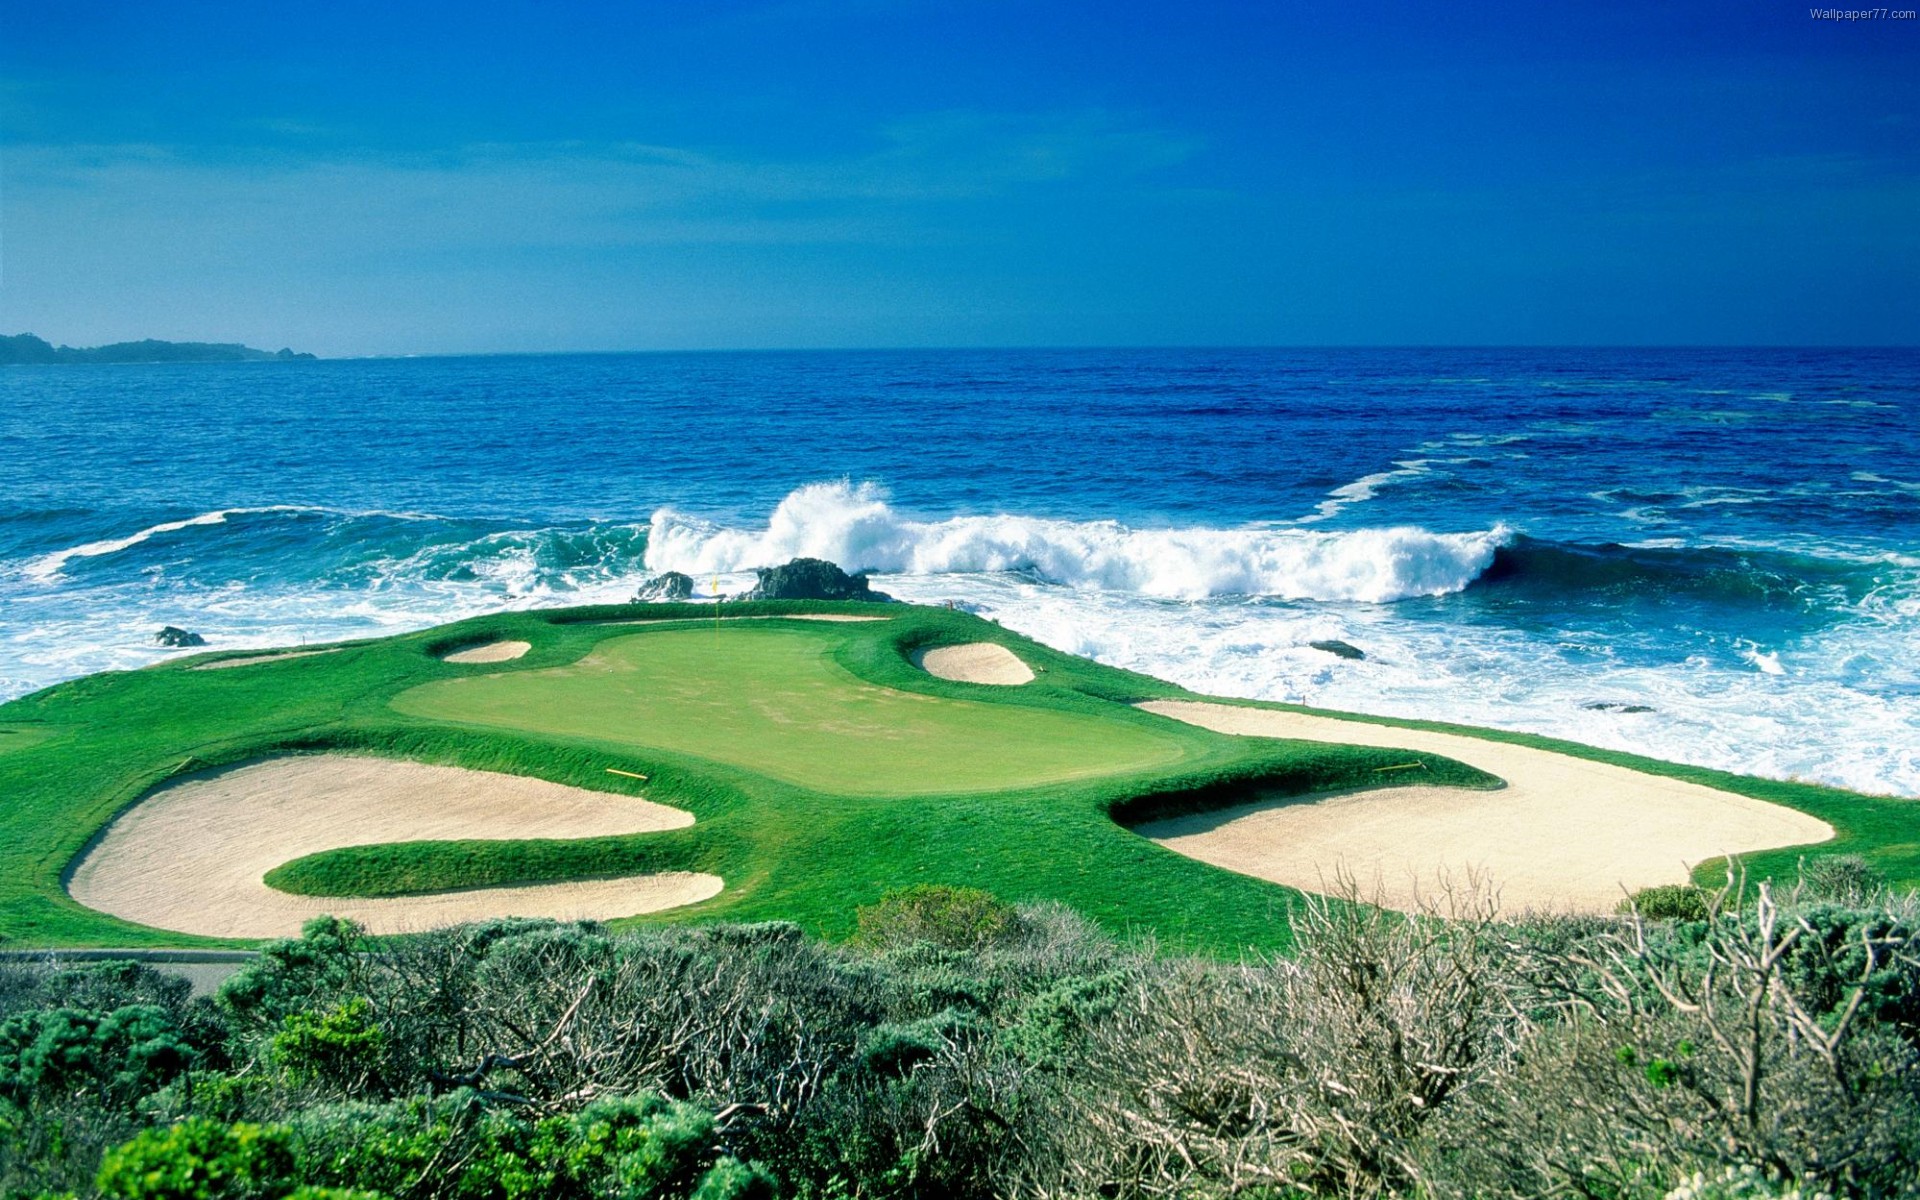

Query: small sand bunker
(913, 643), (1034, 685)
(193, 649), (341, 671)
(442, 640), (532, 664)
(69, 755), (721, 938)
(1135, 701), (1832, 915)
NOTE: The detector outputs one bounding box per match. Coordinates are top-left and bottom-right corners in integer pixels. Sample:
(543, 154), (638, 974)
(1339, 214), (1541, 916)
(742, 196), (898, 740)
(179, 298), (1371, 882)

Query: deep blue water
(3, 347), (1917, 794)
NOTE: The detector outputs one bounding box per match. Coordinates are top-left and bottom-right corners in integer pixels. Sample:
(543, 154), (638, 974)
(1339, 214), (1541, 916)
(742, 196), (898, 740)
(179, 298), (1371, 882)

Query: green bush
(1619, 884), (1711, 921)
(1665, 1164), (1836, 1199)
(289, 1092), (769, 1200)
(218, 918), (369, 1038)
(271, 999), (385, 1092)
(0, 1005), (194, 1114)
(95, 1118), (296, 1200)
(1799, 854), (1887, 906)
(854, 886), (1017, 951)
(1777, 903), (1920, 1041)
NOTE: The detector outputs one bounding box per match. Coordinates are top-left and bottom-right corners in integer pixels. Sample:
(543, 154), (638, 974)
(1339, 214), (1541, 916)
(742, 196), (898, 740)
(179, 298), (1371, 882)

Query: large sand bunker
(442, 640), (532, 664)
(69, 755), (721, 938)
(1135, 701), (1832, 914)
(913, 643), (1035, 685)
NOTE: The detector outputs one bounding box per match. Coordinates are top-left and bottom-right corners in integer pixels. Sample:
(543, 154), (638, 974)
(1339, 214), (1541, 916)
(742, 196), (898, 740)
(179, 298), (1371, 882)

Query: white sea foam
(6, 485), (1916, 799)
(26, 509), (268, 581)
(1299, 460), (1435, 523)
(19, 505), (449, 582)
(874, 572), (1920, 799)
(643, 481), (1510, 603)
(1739, 642), (1787, 675)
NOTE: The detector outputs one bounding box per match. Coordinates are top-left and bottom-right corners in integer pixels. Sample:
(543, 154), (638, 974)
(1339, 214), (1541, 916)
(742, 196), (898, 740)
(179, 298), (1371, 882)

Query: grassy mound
(0, 600), (1882, 951)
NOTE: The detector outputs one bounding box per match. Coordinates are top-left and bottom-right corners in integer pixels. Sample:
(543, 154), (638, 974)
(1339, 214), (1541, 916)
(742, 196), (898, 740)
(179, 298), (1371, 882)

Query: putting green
(392, 624), (1194, 795)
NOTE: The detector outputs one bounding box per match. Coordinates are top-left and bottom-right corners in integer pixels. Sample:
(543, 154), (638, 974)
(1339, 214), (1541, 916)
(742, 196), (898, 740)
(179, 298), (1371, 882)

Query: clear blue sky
(2, 1), (1914, 354)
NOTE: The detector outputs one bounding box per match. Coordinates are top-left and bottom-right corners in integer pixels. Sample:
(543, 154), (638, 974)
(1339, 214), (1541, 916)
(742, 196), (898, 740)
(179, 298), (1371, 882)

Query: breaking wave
(644, 481), (1510, 603)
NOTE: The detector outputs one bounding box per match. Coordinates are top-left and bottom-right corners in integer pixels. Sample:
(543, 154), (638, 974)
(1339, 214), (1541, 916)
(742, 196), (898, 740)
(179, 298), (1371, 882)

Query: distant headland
(0, 332), (316, 364)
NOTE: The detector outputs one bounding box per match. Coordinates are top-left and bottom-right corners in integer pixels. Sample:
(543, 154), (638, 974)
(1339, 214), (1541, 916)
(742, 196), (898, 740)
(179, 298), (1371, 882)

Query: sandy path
(69, 756), (721, 938)
(913, 643), (1034, 685)
(193, 649), (342, 670)
(1134, 701), (1832, 914)
(442, 640), (532, 664)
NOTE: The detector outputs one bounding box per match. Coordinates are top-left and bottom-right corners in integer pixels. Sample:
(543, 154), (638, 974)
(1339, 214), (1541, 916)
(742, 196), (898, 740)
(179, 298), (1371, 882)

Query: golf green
(0, 599), (1895, 951)
(392, 623), (1194, 795)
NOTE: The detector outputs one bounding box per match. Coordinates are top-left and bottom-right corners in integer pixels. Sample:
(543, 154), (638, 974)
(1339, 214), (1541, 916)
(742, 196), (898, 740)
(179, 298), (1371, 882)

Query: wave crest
(644, 481), (1509, 603)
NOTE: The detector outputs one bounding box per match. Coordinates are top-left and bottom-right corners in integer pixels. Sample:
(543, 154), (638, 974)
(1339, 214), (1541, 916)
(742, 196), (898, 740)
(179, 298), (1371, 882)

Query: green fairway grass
(0, 725), (57, 755)
(393, 625), (1193, 795)
(0, 600), (1891, 953)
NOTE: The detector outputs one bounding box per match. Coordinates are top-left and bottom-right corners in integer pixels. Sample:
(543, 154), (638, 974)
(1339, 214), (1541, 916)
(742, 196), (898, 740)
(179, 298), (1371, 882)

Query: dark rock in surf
(1309, 639), (1366, 661)
(633, 571), (696, 602)
(742, 557), (893, 602)
(155, 626), (207, 647)
(1583, 701), (1655, 714)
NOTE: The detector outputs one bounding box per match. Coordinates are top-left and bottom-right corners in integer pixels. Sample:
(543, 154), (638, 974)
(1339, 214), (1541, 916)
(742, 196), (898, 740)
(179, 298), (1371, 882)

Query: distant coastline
(0, 332), (315, 365)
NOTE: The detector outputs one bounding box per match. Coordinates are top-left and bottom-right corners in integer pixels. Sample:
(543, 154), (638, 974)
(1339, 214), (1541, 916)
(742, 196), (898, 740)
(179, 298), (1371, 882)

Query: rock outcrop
(741, 558), (892, 602)
(1309, 639), (1366, 661)
(633, 571), (696, 602)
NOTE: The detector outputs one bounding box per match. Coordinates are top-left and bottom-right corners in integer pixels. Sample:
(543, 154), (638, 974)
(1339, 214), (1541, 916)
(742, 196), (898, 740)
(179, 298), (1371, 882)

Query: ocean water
(3, 347), (1916, 796)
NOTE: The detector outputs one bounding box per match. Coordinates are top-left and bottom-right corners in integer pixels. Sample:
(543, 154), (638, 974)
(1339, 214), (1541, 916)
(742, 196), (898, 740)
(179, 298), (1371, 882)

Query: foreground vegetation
(4, 866), (1918, 1199)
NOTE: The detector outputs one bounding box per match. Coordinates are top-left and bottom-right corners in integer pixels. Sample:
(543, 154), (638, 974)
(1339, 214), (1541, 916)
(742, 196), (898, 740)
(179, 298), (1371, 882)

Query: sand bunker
(69, 755), (721, 938)
(913, 643), (1034, 685)
(193, 649), (341, 671)
(442, 640), (532, 664)
(1135, 701), (1832, 914)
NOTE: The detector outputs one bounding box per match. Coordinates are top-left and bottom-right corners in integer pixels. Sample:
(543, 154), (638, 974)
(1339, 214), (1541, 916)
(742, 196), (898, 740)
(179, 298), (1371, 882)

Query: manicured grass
(0, 598), (1899, 953)
(392, 625), (1194, 795)
(0, 725), (58, 755)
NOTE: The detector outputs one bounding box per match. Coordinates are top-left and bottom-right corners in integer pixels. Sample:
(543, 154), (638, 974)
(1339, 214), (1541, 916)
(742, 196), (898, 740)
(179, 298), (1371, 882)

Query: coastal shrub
(0, 1005), (195, 1114)
(1775, 902), (1920, 1043)
(1799, 854), (1887, 906)
(95, 1118), (297, 1200)
(11, 882), (1920, 1200)
(1665, 1165), (1837, 1200)
(0, 960), (194, 1022)
(218, 918), (371, 1040)
(1422, 886), (1920, 1200)
(854, 885), (1018, 951)
(286, 1092), (768, 1200)
(1621, 884), (1712, 921)
(1033, 878), (1514, 1200)
(271, 998), (385, 1093)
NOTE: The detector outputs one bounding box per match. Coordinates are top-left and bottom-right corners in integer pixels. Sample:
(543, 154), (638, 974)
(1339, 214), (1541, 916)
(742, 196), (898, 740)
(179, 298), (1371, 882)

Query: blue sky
(2, 1), (1915, 353)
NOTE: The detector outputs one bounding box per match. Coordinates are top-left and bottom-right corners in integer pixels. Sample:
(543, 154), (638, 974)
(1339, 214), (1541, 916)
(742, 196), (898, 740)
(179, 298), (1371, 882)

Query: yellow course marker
(605, 767), (650, 781)
(1371, 761), (1427, 773)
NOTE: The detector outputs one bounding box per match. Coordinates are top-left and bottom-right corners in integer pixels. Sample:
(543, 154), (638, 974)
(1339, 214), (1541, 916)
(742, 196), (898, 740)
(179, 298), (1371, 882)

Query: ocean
(3, 347), (1916, 797)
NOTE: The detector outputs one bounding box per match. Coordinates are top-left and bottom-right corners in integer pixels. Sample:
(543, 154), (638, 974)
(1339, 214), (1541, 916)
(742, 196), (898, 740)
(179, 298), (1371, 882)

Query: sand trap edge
(1132, 699), (1833, 916)
(442, 639), (533, 664)
(192, 649), (343, 671)
(67, 753), (720, 939)
(912, 642), (1035, 685)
